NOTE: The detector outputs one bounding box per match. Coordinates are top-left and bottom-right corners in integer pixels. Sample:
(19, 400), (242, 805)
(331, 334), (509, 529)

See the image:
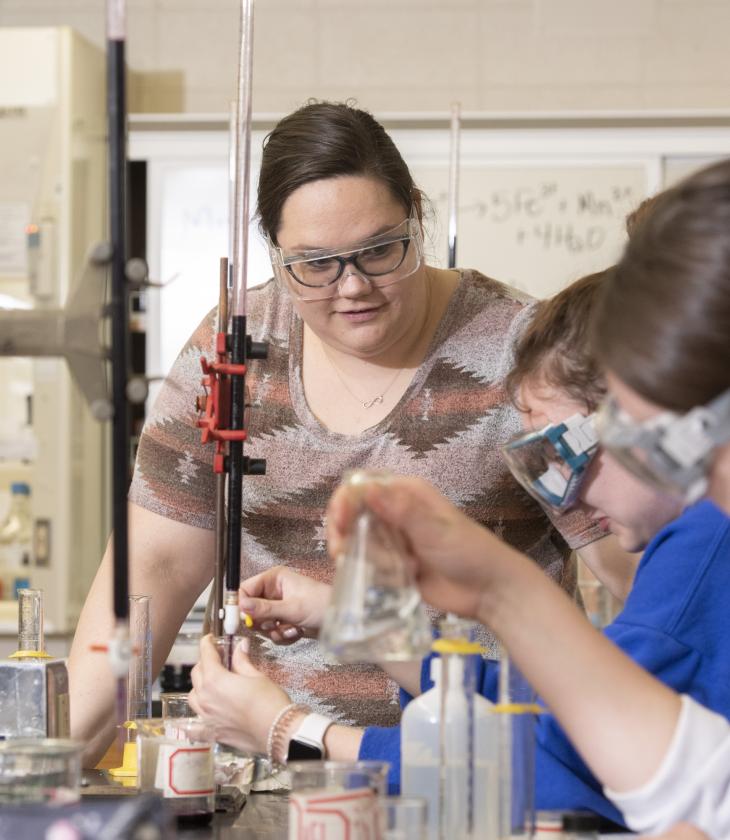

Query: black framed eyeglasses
(268, 211), (424, 301)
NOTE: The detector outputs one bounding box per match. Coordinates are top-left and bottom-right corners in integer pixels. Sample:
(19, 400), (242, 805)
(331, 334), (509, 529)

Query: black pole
(108, 4), (130, 623)
(225, 315), (247, 594)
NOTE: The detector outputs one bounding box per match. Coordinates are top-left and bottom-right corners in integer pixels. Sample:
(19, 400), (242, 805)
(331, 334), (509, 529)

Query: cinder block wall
(2, 0), (730, 113)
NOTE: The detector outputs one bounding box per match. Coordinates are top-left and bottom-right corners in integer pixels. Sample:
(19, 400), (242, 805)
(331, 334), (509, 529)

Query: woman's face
(519, 380), (683, 552)
(274, 175), (428, 359)
(606, 372), (730, 516)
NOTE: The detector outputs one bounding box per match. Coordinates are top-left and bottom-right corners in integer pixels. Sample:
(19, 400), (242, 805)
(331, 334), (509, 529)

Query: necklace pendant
(363, 395), (384, 409)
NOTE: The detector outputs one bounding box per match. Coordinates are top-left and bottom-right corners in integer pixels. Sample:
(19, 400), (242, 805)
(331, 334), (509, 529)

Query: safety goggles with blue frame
(502, 413), (599, 512)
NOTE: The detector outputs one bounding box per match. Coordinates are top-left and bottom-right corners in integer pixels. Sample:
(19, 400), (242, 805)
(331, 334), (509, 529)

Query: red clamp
(195, 332), (248, 473)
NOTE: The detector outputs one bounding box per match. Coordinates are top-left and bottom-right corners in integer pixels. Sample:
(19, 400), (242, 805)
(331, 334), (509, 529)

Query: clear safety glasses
(268, 212), (424, 302)
(502, 413), (599, 512)
(596, 389), (730, 504)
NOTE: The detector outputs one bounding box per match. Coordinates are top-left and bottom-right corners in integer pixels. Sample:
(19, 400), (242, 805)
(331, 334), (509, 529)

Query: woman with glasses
(67, 101), (609, 766)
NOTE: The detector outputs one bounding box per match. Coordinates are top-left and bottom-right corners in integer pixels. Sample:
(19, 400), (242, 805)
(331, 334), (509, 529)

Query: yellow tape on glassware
(492, 703), (544, 714)
(431, 638), (485, 655)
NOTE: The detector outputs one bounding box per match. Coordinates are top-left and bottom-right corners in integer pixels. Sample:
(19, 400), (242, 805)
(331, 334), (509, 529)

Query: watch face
(287, 739), (323, 762)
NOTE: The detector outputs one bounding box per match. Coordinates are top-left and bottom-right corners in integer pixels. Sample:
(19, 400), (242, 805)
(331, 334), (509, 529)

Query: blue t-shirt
(359, 500), (730, 825)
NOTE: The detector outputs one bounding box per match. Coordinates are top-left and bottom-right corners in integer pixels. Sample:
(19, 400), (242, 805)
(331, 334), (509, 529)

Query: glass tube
(17, 588), (43, 653)
(497, 653), (536, 839)
(127, 595), (152, 722)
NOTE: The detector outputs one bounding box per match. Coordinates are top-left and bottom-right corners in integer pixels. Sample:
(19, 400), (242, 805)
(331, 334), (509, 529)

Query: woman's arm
(68, 502), (215, 767)
(327, 476), (682, 794)
(189, 635), (364, 761)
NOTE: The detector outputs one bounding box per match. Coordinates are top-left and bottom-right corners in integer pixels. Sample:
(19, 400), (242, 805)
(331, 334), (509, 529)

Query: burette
(197, 0), (267, 665)
(447, 102), (461, 269)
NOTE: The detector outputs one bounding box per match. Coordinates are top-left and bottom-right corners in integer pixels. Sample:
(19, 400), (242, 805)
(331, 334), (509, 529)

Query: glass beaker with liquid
(320, 471), (432, 663)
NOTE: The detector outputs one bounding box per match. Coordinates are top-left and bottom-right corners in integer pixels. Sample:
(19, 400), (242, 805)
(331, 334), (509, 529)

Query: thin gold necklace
(321, 273), (433, 410)
(323, 353), (405, 409)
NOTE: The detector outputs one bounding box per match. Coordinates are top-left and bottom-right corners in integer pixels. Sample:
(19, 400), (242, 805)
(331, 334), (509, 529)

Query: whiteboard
(413, 162), (648, 296)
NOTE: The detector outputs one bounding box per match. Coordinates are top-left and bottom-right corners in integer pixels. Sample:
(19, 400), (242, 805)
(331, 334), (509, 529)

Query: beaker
(0, 739), (82, 804)
(137, 716), (215, 826)
(160, 692), (193, 720)
(288, 760), (389, 840)
(495, 654), (539, 839)
(320, 471), (432, 663)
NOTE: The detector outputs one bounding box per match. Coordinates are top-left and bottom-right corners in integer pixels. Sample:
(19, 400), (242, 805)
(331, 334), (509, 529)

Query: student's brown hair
(594, 160), (730, 412)
(257, 101), (425, 244)
(506, 270), (612, 413)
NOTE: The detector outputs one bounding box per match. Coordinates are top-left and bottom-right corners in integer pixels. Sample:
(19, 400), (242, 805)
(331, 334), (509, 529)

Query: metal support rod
(107, 0), (130, 625)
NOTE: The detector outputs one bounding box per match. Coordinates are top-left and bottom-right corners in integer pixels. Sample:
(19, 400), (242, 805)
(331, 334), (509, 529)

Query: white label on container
(289, 788), (379, 840)
(154, 744), (214, 798)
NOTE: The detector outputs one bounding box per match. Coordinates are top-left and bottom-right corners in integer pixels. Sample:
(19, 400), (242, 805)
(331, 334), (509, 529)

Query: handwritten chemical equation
(437, 182), (637, 254)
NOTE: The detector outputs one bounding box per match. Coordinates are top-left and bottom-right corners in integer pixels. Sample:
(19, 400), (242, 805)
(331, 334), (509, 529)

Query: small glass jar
(137, 717), (215, 826)
(0, 739), (82, 804)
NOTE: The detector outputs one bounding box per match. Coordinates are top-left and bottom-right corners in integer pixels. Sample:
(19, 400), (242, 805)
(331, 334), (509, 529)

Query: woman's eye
(363, 244), (391, 258)
(308, 258), (337, 272)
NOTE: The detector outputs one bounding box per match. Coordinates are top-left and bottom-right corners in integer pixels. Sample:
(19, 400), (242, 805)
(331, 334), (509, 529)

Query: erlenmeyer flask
(320, 471), (432, 663)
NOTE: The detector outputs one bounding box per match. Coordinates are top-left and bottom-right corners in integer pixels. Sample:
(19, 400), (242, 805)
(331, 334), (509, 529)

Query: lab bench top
(80, 770), (289, 838)
(183, 792), (288, 839)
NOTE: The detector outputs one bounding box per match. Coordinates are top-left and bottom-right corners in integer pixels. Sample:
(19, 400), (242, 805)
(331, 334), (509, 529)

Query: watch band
(288, 712), (333, 759)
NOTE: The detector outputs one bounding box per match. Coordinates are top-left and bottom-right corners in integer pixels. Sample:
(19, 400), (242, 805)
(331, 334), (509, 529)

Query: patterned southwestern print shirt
(129, 269), (602, 729)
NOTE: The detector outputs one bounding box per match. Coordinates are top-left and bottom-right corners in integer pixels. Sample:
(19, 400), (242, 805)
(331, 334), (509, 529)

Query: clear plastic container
(401, 645), (497, 840)
(137, 717), (215, 826)
(0, 739), (82, 804)
(378, 796), (428, 839)
(0, 482), (32, 569)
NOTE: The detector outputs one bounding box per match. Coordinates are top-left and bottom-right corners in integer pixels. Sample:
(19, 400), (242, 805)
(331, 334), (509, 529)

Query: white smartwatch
(286, 712), (333, 762)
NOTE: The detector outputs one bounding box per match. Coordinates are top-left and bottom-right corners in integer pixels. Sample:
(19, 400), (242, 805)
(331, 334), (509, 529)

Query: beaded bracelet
(266, 702), (309, 768)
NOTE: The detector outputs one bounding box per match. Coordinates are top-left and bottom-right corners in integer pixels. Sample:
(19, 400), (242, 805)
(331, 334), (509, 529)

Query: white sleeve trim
(605, 695), (730, 839)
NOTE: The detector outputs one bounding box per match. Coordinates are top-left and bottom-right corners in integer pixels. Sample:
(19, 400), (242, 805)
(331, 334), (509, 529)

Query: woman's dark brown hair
(594, 160), (730, 412)
(506, 270), (611, 413)
(257, 101), (424, 244)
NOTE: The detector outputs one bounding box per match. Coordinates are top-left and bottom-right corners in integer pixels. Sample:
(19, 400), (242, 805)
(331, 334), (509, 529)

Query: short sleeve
(606, 695), (730, 838)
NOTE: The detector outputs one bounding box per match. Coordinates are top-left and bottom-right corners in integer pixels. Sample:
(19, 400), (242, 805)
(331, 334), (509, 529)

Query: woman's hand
(239, 566), (331, 645)
(188, 634), (291, 754)
(326, 475), (517, 621)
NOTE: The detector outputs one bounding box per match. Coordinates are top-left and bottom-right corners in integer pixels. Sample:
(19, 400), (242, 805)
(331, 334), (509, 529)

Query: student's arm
(577, 535), (640, 602)
(327, 477), (682, 795)
(68, 502), (214, 767)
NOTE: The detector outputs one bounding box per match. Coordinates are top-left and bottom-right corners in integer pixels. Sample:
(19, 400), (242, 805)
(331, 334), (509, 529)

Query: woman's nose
(337, 267), (373, 297)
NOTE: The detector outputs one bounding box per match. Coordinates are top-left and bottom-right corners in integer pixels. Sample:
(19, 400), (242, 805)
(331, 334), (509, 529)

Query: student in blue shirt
(188, 269), (730, 827)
